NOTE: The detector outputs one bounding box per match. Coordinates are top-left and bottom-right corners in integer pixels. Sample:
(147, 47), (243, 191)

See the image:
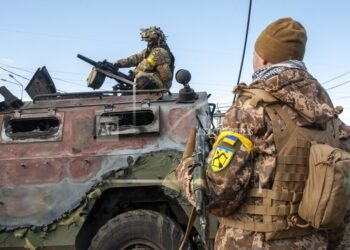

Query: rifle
(179, 123), (209, 250)
(77, 54), (135, 90)
(179, 116), (213, 249)
(193, 121), (209, 249)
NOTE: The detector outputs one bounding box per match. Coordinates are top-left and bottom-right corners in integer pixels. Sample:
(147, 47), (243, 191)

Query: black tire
(89, 209), (191, 250)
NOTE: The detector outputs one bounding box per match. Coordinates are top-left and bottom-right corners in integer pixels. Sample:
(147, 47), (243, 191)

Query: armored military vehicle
(0, 65), (217, 249)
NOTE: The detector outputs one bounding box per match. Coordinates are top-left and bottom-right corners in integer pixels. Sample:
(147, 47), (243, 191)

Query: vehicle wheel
(89, 209), (191, 250)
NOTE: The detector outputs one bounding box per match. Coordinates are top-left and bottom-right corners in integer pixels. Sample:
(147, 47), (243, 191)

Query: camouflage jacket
(176, 61), (350, 249)
(116, 47), (173, 89)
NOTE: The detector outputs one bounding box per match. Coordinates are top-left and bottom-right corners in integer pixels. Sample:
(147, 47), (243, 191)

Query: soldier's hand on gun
(96, 61), (105, 69)
(207, 133), (217, 150)
(112, 61), (122, 69)
(128, 70), (134, 79)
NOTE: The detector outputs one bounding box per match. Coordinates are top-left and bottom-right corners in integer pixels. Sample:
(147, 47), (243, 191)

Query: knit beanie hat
(255, 18), (307, 64)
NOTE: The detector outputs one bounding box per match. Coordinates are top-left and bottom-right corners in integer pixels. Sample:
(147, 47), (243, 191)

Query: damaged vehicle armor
(0, 67), (217, 249)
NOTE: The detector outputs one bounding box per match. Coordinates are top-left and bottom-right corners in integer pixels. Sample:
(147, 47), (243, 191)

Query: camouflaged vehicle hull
(0, 91), (216, 249)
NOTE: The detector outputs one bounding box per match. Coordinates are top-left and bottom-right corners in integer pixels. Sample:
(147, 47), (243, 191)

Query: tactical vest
(219, 88), (339, 240)
(135, 47), (173, 89)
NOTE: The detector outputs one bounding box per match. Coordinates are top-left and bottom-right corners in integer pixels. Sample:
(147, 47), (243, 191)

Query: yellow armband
(212, 131), (253, 152)
(146, 55), (157, 67)
(210, 131), (253, 172)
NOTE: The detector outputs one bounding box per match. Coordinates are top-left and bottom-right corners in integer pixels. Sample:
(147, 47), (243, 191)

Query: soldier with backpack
(176, 17), (350, 249)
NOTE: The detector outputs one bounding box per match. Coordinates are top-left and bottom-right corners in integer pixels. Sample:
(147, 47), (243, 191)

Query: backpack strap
(237, 86), (297, 152)
(265, 104), (297, 153)
(332, 117), (341, 147)
(237, 88), (279, 107)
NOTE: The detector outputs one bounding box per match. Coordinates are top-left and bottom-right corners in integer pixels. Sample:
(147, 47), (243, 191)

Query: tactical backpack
(219, 87), (350, 240)
(298, 143), (350, 229)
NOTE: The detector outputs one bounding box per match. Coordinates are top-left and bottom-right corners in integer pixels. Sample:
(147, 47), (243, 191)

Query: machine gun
(77, 54), (135, 90)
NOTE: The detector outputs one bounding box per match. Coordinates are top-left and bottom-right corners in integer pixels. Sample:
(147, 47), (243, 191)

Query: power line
(0, 78), (24, 100)
(0, 63), (35, 74)
(321, 70), (350, 85)
(0, 62), (85, 76)
(1, 78), (20, 85)
(326, 80), (350, 91)
(0, 63), (86, 87)
(0, 66), (30, 80)
(51, 76), (86, 87)
(46, 69), (85, 76)
(8, 74), (24, 100)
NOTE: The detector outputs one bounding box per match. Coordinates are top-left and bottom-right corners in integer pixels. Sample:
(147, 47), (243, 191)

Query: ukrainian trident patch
(211, 146), (235, 172)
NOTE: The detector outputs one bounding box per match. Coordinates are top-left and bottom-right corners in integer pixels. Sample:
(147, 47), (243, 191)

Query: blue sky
(1, 0), (350, 123)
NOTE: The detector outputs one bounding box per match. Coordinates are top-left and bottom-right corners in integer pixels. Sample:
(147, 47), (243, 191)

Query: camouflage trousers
(214, 225), (328, 250)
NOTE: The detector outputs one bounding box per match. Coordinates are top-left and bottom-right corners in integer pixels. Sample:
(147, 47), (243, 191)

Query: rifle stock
(183, 127), (196, 159)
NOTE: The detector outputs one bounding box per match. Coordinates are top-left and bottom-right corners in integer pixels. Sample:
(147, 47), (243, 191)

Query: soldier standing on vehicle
(176, 17), (350, 249)
(113, 26), (175, 90)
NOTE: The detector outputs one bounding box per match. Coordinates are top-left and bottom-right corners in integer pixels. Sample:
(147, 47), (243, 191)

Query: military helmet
(140, 26), (166, 42)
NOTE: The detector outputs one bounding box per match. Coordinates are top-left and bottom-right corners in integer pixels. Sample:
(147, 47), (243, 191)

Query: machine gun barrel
(77, 54), (135, 89)
(77, 54), (116, 73)
(77, 54), (98, 67)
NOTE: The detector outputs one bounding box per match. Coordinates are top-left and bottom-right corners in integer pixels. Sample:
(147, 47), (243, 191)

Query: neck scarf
(252, 60), (307, 82)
